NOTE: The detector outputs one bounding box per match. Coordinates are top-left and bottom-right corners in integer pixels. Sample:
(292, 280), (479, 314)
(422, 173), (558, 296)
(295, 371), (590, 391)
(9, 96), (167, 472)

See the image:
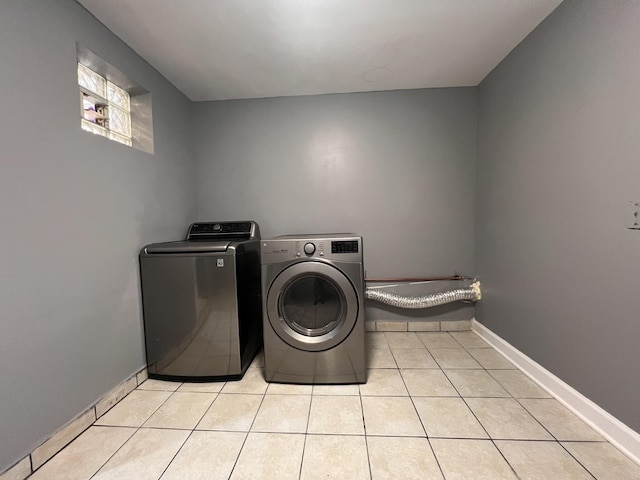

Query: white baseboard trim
(472, 318), (640, 465)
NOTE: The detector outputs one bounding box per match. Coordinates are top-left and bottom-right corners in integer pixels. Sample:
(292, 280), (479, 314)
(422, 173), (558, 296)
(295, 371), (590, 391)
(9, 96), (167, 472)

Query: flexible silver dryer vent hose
(364, 281), (481, 309)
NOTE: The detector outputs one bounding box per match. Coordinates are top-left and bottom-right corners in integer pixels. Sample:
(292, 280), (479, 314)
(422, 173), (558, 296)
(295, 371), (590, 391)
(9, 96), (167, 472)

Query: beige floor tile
(220, 368), (268, 394)
(444, 369), (510, 397)
(95, 389), (172, 427)
(307, 395), (364, 435)
(300, 435), (370, 480)
(312, 383), (360, 395)
(562, 441), (640, 479)
(92, 428), (190, 480)
(519, 398), (603, 441)
(30, 426), (135, 480)
(367, 436), (443, 479)
(0, 456), (30, 480)
(450, 331), (490, 348)
(391, 348), (439, 368)
(430, 439), (517, 479)
(466, 398), (553, 440)
(137, 379), (181, 391)
(359, 368), (408, 396)
(400, 369), (458, 397)
(496, 440), (592, 479)
(467, 349), (515, 369)
(251, 394), (311, 433)
(143, 392), (216, 429)
(488, 370), (551, 398)
(266, 382), (313, 394)
(230, 432), (304, 480)
(430, 349), (482, 369)
(196, 393), (263, 431)
(160, 431), (246, 480)
(366, 332), (390, 349)
(413, 397), (488, 439)
(384, 332), (425, 349)
(368, 347), (398, 368)
(31, 409), (96, 469)
(362, 396), (425, 436)
(417, 332), (462, 349)
(177, 381), (225, 393)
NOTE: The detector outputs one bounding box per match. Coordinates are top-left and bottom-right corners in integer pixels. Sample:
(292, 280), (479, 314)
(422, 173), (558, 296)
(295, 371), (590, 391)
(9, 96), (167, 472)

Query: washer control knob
(303, 242), (316, 255)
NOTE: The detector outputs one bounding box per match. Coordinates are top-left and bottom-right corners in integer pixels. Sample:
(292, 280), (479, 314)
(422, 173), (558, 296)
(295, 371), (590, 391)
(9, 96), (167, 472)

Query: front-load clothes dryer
(261, 234), (366, 384)
(139, 221), (262, 382)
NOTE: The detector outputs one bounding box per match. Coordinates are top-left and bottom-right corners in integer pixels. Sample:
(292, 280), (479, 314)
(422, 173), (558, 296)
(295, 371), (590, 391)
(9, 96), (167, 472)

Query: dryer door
(267, 261), (359, 352)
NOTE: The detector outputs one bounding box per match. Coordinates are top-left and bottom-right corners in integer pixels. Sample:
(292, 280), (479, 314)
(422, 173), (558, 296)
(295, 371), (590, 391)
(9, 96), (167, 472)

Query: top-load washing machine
(261, 234), (366, 384)
(139, 221), (262, 381)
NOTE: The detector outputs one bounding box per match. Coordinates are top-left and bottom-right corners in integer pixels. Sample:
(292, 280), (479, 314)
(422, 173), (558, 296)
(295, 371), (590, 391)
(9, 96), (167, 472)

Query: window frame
(76, 44), (154, 154)
(78, 62), (133, 147)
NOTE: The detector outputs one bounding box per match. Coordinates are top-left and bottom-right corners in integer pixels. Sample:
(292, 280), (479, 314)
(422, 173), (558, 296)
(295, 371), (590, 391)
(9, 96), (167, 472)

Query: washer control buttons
(303, 242), (316, 255)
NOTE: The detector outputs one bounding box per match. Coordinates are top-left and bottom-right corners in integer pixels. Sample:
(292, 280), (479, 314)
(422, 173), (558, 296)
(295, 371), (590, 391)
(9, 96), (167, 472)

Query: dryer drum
(278, 273), (347, 337)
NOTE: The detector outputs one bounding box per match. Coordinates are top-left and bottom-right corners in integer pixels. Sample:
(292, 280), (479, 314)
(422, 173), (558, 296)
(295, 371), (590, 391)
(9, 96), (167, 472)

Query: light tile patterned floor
(28, 331), (640, 479)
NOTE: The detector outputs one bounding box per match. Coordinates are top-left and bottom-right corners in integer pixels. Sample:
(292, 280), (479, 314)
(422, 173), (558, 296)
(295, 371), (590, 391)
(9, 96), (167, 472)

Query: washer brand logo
(216, 258), (224, 267)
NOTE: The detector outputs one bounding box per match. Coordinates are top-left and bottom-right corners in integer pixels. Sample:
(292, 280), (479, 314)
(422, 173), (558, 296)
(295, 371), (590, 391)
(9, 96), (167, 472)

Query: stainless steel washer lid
(142, 240), (231, 254)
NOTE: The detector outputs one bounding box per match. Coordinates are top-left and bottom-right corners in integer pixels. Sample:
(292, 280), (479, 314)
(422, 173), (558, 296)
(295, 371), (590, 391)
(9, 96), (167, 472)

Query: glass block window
(78, 63), (106, 98)
(78, 63), (132, 147)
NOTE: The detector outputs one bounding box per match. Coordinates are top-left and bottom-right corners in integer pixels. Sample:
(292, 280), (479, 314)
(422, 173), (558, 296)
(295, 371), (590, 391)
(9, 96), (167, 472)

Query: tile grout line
(509, 393), (604, 479)
(441, 332), (520, 478)
(155, 429), (194, 480)
(87, 425), (141, 480)
(397, 347), (448, 479)
(14, 326), (628, 479)
(557, 442), (599, 480)
(19, 367), (148, 479)
(88, 380), (183, 480)
(226, 372), (267, 480)
(458, 331), (597, 478)
(388, 330), (463, 479)
(297, 389), (316, 480)
(358, 378), (374, 480)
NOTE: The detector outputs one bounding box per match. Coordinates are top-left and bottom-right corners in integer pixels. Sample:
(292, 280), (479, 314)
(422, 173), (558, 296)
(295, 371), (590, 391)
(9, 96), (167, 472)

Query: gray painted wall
(193, 89), (477, 281)
(194, 90), (478, 323)
(0, 0), (196, 471)
(476, 0), (640, 431)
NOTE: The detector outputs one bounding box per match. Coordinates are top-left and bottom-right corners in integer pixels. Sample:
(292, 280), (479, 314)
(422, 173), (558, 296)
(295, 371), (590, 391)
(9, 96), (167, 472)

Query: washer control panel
(186, 221), (259, 240)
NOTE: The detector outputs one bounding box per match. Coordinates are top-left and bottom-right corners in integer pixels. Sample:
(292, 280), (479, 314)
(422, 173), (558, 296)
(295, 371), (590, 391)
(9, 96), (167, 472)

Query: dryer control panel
(261, 235), (362, 264)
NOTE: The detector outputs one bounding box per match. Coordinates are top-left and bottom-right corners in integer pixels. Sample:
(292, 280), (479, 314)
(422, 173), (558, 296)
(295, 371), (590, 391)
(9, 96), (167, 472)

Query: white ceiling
(78, 0), (562, 102)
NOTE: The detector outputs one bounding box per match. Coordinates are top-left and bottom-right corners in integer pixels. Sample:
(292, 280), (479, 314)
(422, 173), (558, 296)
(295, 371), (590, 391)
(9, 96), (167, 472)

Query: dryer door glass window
(280, 274), (345, 337)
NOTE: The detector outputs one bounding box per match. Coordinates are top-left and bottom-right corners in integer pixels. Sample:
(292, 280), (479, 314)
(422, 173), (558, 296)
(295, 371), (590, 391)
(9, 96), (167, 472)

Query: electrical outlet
(628, 201), (640, 230)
